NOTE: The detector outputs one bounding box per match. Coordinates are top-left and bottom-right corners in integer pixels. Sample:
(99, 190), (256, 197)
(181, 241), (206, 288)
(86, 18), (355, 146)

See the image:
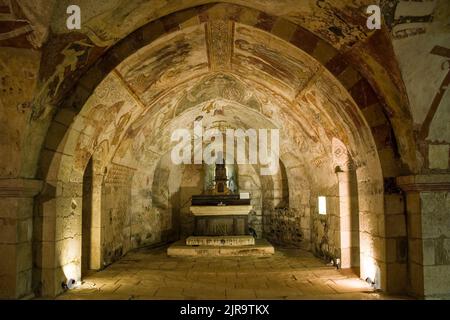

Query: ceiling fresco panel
(116, 23), (209, 106)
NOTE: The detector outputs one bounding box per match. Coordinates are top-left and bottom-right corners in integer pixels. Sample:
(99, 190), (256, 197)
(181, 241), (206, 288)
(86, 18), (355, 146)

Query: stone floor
(57, 245), (410, 300)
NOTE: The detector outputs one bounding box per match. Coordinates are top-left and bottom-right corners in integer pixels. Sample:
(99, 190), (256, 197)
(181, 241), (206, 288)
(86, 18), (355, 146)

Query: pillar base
(398, 174), (450, 299)
(0, 179), (42, 299)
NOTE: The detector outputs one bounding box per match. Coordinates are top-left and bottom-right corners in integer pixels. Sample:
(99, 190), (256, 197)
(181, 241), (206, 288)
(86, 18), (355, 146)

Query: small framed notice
(239, 192), (250, 199)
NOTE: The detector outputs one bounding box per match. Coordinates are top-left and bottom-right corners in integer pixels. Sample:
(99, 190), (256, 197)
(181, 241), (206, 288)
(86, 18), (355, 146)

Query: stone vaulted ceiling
(5, 0), (447, 179)
(64, 18), (380, 193)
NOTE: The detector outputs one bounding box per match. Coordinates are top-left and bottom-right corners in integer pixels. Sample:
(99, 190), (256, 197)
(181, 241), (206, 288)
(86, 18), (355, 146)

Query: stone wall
(0, 179), (41, 298)
(399, 174), (450, 299)
(178, 165), (203, 238)
(262, 164), (303, 247)
(101, 164), (134, 266)
(310, 193), (340, 264)
(384, 192), (408, 293)
(238, 165), (263, 239)
(129, 156), (182, 247)
(421, 191), (450, 299)
(264, 207), (304, 247)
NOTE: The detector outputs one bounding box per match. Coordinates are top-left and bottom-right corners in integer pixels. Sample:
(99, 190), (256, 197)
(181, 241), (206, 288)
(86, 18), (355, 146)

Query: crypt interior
(0, 0), (449, 300)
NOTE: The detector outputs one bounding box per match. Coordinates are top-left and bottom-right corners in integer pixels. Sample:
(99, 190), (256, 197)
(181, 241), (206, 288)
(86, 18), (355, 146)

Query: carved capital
(397, 174), (450, 192)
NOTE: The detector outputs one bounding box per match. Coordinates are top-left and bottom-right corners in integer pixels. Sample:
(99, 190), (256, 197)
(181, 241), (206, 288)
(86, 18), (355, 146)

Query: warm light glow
(62, 262), (79, 284)
(318, 196), (327, 215)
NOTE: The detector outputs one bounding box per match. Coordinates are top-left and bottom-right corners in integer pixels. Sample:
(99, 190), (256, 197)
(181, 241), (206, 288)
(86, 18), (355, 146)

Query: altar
(167, 156), (274, 257)
(191, 195), (252, 236)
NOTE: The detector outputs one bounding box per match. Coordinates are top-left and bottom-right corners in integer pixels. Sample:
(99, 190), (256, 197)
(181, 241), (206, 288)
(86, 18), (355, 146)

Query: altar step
(186, 235), (255, 246)
(167, 239), (274, 257)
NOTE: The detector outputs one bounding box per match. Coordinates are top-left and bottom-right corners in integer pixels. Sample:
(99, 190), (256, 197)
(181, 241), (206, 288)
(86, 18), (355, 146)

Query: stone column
(0, 179), (42, 299)
(383, 178), (408, 294)
(397, 174), (450, 299)
(337, 170), (360, 269)
(89, 171), (104, 270)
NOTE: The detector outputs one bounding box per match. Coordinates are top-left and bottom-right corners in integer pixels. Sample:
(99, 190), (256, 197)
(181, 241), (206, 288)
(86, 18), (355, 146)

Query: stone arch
(31, 3), (415, 178)
(32, 3), (412, 297)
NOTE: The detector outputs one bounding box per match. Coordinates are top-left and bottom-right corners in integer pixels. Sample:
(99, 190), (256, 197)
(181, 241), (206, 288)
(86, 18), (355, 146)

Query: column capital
(0, 178), (43, 198)
(397, 174), (450, 192)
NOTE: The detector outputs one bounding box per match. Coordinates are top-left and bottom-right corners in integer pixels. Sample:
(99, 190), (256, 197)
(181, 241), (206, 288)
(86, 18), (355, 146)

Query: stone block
(34, 241), (56, 269)
(40, 150), (75, 182)
(186, 236), (255, 246)
(408, 238), (424, 265)
(340, 231), (359, 249)
(0, 243), (16, 276)
(0, 197), (34, 219)
(358, 194), (384, 215)
(372, 236), (386, 262)
(168, 239), (274, 257)
(435, 237), (450, 265)
(385, 214), (406, 237)
(424, 265), (450, 297)
(339, 247), (360, 268)
(271, 18), (296, 41)
(409, 262), (424, 297)
(16, 269), (32, 298)
(300, 217), (310, 230)
(420, 192), (450, 238)
(60, 181), (83, 197)
(0, 271), (16, 299)
(428, 145), (449, 170)
(384, 194), (404, 215)
(337, 66), (360, 89)
(55, 236), (81, 267)
(378, 214), (387, 238)
(0, 217), (17, 243)
(312, 40), (337, 65)
(16, 242), (32, 273)
(55, 213), (81, 242)
(361, 103), (388, 127)
(39, 267), (57, 297)
(17, 218), (32, 243)
(407, 212), (422, 238)
(396, 237), (408, 262)
(54, 108), (77, 127)
(386, 238), (397, 263)
(422, 213), (450, 239)
(34, 215), (56, 241)
(386, 262), (407, 293)
(359, 212), (379, 235)
(379, 149), (400, 177)
(423, 239), (436, 265)
(44, 121), (71, 154)
(141, 19), (166, 44)
(406, 193), (421, 215)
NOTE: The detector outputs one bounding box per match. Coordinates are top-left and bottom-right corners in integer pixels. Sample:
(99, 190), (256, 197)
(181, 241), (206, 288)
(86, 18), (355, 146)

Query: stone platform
(167, 239), (275, 257)
(186, 235), (255, 246)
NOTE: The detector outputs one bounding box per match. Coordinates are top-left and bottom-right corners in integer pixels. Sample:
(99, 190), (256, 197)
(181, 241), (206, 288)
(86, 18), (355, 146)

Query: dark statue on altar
(213, 158), (229, 194)
(190, 157), (251, 236)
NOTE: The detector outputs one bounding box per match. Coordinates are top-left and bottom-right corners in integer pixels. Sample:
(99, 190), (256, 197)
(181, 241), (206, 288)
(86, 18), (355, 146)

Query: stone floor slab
(54, 245), (410, 300)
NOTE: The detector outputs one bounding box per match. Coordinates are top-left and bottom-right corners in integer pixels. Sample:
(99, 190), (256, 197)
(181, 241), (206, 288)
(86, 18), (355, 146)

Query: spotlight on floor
(365, 277), (376, 287)
(61, 279), (77, 290)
